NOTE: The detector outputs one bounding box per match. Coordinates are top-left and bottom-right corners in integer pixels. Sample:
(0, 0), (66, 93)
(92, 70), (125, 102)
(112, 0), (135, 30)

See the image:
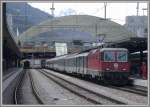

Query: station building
(124, 16), (148, 38)
(18, 15), (137, 55)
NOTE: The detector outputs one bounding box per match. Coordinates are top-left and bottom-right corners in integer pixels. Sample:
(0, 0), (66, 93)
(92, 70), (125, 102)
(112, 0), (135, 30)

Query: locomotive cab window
(104, 51), (115, 62)
(117, 51), (127, 62)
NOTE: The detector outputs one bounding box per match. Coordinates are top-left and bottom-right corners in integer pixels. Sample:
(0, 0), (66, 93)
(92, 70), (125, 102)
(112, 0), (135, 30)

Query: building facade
(124, 16), (148, 38)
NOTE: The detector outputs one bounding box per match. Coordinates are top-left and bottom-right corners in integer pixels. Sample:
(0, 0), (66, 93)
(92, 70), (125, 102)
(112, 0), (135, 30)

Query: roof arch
(19, 15), (136, 43)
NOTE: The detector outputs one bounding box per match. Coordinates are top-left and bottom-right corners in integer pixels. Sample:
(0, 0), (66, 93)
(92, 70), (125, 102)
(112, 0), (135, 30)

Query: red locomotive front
(88, 48), (130, 84)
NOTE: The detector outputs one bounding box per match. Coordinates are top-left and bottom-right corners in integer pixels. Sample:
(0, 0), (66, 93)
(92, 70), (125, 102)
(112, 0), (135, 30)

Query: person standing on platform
(141, 62), (147, 79)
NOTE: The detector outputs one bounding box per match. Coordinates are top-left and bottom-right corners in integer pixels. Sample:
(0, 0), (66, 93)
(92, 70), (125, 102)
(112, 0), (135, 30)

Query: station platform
(3, 67), (22, 76)
(3, 67), (24, 104)
(130, 78), (148, 88)
(3, 68), (23, 92)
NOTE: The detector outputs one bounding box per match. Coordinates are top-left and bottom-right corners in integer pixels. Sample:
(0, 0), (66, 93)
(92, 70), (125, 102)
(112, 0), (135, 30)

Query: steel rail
(14, 70), (25, 104)
(28, 71), (44, 104)
(109, 86), (147, 96)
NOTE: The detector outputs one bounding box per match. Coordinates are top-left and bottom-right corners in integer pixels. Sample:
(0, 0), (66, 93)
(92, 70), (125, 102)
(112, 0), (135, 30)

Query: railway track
(46, 68), (148, 97)
(14, 70), (26, 104)
(3, 71), (16, 81)
(39, 69), (127, 105)
(130, 85), (148, 93)
(28, 70), (44, 104)
(109, 86), (147, 96)
(14, 70), (44, 104)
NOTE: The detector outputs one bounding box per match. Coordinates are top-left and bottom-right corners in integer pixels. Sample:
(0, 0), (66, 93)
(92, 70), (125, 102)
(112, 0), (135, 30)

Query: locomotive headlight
(106, 68), (110, 70)
(122, 68), (126, 71)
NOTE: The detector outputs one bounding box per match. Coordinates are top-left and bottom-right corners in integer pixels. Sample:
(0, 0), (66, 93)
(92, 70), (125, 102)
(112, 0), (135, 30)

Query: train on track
(45, 48), (130, 85)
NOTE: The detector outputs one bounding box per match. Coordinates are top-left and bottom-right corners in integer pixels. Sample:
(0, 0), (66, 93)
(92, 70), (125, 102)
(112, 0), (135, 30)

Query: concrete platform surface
(2, 68), (23, 93)
(131, 78), (148, 88)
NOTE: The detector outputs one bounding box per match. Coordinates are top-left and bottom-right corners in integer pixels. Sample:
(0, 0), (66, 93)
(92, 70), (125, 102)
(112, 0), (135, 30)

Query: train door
(83, 56), (87, 75)
(81, 56), (84, 74)
(79, 57), (82, 74)
(77, 57), (79, 73)
(82, 56), (86, 75)
(75, 57), (78, 72)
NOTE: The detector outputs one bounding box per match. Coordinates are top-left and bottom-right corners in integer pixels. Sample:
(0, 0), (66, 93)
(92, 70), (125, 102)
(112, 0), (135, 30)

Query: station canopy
(19, 15), (136, 44)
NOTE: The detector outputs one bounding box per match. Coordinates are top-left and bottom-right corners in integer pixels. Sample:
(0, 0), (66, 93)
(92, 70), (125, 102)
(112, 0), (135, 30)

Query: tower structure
(136, 2), (139, 16)
(104, 2), (107, 19)
(50, 2), (55, 17)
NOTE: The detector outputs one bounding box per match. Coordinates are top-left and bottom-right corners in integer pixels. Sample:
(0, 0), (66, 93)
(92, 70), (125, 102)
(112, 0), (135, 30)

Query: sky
(28, 2), (148, 25)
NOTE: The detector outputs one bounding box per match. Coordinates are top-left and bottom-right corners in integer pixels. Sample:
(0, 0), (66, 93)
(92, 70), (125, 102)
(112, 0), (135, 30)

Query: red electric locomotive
(87, 48), (130, 85)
